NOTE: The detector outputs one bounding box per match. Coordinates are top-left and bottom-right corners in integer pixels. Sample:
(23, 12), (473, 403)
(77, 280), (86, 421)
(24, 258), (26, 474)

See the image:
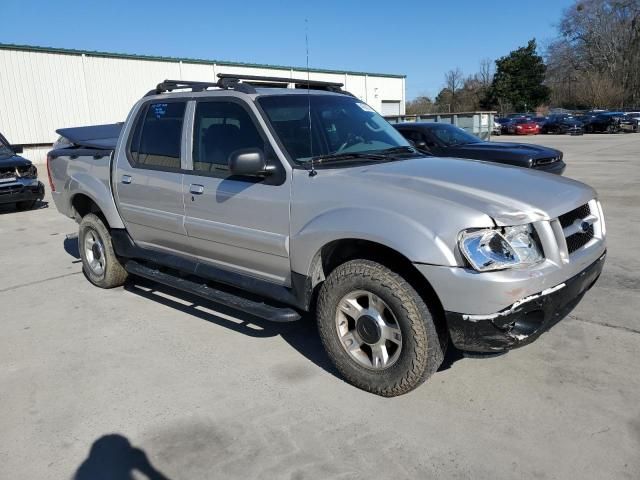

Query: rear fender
(68, 172), (124, 229)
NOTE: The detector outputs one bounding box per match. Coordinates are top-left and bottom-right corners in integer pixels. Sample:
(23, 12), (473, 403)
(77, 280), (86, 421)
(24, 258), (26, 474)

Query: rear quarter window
(129, 102), (186, 170)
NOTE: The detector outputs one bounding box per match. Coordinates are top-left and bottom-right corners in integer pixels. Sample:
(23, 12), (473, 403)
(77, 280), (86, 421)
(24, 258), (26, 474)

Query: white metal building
(0, 44), (406, 164)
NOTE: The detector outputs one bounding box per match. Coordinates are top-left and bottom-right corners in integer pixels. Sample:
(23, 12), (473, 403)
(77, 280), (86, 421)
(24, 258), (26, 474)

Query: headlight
(16, 164), (37, 178)
(459, 225), (544, 272)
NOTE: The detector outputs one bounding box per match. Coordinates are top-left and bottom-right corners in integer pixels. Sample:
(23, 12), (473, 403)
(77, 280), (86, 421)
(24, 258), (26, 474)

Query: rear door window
(129, 102), (186, 170)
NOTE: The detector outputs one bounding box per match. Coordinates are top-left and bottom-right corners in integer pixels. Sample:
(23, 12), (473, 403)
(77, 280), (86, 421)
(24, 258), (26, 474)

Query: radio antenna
(305, 18), (317, 177)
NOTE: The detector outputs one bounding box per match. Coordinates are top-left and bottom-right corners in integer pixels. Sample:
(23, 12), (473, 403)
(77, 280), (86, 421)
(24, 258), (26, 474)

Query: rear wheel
(317, 259), (444, 396)
(79, 213), (128, 288)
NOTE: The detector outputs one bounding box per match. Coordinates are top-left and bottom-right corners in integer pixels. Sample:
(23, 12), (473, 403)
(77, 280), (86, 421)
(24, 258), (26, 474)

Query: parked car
(541, 115), (584, 135)
(531, 116), (548, 128)
(507, 118), (540, 135)
(495, 117), (513, 134)
(394, 123), (565, 174)
(626, 112), (640, 129)
(0, 132), (45, 210)
(492, 120), (502, 136)
(506, 113), (531, 119)
(48, 75), (606, 396)
(582, 112), (636, 133)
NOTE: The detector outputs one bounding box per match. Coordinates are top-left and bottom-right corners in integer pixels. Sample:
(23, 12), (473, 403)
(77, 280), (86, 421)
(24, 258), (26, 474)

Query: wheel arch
(302, 238), (448, 341)
(67, 173), (125, 229)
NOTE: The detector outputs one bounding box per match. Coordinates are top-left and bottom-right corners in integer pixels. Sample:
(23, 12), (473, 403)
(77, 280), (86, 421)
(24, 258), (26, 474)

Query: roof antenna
(305, 18), (317, 177)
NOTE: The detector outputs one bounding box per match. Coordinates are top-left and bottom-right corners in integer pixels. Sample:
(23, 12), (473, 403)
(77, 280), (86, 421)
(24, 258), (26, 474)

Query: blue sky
(1, 0), (574, 100)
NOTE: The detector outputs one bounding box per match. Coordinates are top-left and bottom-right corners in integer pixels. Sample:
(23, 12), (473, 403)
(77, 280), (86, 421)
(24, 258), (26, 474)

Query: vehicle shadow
(123, 277), (464, 380)
(73, 433), (171, 480)
(0, 199), (48, 215)
(64, 233), (81, 259)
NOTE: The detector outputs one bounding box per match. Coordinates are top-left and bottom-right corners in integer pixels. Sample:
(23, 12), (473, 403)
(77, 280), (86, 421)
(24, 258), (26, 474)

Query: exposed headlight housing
(16, 164), (38, 178)
(459, 225), (544, 272)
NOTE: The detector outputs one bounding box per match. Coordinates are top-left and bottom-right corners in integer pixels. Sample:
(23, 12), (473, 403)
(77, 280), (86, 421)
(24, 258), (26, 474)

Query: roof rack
(146, 74), (352, 97)
(217, 73), (344, 90)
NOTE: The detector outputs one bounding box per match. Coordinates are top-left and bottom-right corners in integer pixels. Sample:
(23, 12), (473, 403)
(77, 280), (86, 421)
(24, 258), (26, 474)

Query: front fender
(67, 172), (124, 229)
(290, 206), (459, 277)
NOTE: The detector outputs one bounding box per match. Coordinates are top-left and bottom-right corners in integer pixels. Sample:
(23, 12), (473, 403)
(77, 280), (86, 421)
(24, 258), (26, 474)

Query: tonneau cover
(56, 123), (123, 150)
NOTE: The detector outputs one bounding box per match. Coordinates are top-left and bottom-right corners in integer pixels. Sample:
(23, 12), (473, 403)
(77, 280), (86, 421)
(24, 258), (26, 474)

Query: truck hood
(340, 156), (595, 225)
(450, 141), (560, 159)
(0, 154), (31, 168)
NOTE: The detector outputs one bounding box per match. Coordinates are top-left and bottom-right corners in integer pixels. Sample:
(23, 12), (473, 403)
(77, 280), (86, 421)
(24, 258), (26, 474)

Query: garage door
(381, 100), (401, 116)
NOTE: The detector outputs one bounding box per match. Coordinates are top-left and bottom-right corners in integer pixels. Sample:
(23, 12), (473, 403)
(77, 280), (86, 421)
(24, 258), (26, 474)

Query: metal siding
(0, 47), (405, 164)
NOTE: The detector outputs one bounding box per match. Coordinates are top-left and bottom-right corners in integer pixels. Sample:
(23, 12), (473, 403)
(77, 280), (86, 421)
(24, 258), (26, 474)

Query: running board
(125, 261), (301, 322)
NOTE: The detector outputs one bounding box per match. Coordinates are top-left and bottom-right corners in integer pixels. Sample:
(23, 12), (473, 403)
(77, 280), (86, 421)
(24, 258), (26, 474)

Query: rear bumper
(0, 179), (44, 205)
(444, 252), (606, 352)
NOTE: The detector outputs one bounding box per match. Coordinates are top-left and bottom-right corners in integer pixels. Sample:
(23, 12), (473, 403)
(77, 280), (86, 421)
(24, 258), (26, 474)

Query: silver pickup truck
(48, 75), (606, 396)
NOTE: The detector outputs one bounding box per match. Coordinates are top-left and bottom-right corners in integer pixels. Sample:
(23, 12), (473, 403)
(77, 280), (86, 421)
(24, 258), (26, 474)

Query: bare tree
(406, 95), (435, 114)
(478, 58), (494, 89)
(444, 68), (464, 111)
(547, 0), (640, 108)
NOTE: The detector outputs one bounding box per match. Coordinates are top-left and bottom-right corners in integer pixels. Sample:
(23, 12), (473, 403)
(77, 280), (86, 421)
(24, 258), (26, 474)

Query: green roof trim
(0, 43), (406, 79)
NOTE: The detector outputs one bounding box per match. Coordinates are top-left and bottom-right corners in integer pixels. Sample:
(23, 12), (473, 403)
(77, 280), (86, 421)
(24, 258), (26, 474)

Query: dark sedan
(582, 112), (637, 133)
(541, 115), (584, 135)
(394, 123), (566, 175)
(0, 133), (45, 210)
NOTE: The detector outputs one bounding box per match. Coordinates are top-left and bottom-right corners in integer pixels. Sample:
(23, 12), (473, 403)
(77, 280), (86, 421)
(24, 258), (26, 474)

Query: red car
(507, 118), (540, 135)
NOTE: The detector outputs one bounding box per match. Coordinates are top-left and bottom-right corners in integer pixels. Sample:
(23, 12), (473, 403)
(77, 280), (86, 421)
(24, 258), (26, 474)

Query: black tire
(16, 200), (36, 211)
(317, 259), (444, 396)
(78, 213), (128, 288)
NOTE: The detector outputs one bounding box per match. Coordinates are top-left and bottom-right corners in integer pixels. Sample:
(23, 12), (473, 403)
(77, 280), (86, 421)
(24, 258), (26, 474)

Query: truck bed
(48, 124), (123, 228)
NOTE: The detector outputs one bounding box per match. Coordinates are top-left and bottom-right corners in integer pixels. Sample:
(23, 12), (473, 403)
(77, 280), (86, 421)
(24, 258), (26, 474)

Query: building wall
(0, 46), (405, 164)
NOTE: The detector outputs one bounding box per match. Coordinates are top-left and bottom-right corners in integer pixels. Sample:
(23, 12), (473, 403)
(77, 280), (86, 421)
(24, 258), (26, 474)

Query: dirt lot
(1, 133), (638, 479)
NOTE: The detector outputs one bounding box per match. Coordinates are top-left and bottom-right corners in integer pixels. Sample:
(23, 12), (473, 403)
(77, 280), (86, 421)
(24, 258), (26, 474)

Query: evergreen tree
(486, 39), (550, 112)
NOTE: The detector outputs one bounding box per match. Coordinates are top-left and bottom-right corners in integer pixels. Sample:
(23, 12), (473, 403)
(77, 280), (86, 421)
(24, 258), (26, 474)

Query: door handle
(190, 184), (204, 195)
(121, 175), (132, 184)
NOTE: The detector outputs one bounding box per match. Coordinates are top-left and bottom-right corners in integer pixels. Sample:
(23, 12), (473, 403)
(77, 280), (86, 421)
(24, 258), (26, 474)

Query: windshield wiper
(378, 145), (432, 157)
(310, 152), (388, 164)
(377, 146), (418, 155)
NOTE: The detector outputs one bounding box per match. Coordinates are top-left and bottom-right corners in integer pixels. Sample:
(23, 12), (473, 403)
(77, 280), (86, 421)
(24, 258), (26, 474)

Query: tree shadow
(74, 434), (170, 480)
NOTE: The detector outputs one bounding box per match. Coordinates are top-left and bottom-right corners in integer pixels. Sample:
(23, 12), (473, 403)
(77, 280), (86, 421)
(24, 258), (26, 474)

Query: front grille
(559, 204), (591, 228)
(559, 203), (595, 253)
(535, 157), (557, 166)
(0, 167), (16, 179)
(566, 224), (594, 253)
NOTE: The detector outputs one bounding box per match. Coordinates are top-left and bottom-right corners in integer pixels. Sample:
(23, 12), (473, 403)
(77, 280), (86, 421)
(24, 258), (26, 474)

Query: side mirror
(228, 148), (271, 177)
(415, 140), (428, 151)
(11, 145), (23, 154)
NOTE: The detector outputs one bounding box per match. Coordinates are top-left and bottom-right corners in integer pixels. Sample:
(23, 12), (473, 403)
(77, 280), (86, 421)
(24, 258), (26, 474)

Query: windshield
(0, 135), (14, 158)
(257, 94), (410, 163)
(427, 124), (482, 146)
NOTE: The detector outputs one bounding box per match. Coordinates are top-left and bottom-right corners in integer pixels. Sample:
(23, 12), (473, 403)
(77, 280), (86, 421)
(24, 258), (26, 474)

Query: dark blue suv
(0, 133), (44, 210)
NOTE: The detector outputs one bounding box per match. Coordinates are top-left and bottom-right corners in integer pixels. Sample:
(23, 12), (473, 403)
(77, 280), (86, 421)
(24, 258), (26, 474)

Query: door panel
(115, 100), (188, 252)
(182, 99), (291, 285)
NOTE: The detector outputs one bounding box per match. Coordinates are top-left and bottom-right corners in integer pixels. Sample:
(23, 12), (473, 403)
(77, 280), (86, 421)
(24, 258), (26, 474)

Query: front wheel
(79, 213), (128, 288)
(316, 260), (444, 396)
(16, 200), (36, 211)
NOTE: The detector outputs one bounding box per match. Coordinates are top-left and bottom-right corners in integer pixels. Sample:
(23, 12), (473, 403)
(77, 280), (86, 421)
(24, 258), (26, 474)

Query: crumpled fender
(290, 206), (459, 277)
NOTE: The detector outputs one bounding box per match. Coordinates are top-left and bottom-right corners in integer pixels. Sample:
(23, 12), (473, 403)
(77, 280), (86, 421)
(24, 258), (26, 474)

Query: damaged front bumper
(0, 178), (45, 205)
(444, 252), (606, 352)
